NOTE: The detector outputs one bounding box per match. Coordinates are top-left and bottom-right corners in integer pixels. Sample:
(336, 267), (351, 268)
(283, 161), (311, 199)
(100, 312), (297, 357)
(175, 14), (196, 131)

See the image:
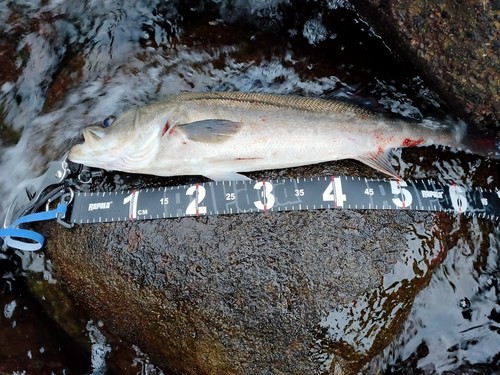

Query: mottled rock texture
(349, 0), (500, 128)
(44, 207), (438, 374)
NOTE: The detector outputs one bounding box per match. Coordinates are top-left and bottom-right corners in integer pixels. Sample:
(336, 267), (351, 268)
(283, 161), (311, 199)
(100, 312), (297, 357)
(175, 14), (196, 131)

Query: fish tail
(458, 123), (500, 160)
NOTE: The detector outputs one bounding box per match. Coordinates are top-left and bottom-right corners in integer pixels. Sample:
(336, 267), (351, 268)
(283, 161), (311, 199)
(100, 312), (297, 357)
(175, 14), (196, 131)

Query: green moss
(0, 106), (22, 145)
(26, 271), (91, 350)
(0, 124), (21, 145)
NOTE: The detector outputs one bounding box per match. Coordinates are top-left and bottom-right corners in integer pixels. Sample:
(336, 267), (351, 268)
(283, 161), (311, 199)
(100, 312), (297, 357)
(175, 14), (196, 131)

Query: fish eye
(102, 115), (116, 128)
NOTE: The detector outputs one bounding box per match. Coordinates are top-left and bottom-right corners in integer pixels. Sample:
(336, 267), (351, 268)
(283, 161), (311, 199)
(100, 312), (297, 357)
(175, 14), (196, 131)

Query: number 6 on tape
(449, 184), (468, 213)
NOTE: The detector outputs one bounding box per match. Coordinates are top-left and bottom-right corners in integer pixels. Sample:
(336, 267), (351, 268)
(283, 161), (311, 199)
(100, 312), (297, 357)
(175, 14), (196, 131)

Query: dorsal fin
(167, 92), (375, 117)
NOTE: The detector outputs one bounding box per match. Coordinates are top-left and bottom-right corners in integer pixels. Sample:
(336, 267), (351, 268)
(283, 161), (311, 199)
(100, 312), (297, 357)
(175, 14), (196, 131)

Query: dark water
(0, 253), (90, 373)
(0, 1), (499, 373)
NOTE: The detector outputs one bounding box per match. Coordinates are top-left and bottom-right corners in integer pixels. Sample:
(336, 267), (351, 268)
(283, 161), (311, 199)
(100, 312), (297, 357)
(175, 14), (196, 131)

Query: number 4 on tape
(322, 177), (346, 207)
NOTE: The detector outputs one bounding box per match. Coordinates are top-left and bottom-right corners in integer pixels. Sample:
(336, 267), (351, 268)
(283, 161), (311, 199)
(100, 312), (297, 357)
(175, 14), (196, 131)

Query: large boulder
(348, 0), (500, 128)
(40, 161), (458, 374)
(33, 139), (499, 374)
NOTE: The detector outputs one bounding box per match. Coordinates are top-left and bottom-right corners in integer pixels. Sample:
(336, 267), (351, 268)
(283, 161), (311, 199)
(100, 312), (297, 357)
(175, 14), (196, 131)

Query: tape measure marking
(69, 176), (500, 224)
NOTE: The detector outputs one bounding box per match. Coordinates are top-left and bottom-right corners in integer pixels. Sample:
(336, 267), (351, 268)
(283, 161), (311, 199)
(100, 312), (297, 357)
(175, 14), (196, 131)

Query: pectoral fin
(356, 149), (400, 178)
(180, 119), (242, 144)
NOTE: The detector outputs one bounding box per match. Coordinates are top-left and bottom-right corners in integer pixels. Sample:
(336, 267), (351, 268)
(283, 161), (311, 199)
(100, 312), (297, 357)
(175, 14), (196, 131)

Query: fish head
(68, 108), (163, 172)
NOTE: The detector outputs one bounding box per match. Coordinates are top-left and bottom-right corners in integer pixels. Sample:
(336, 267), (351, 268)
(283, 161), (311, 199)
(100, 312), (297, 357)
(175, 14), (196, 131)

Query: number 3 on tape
(254, 181), (275, 211)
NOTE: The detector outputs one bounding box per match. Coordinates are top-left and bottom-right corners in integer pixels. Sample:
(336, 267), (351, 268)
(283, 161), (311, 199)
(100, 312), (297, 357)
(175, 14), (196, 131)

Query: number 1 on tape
(123, 190), (139, 219)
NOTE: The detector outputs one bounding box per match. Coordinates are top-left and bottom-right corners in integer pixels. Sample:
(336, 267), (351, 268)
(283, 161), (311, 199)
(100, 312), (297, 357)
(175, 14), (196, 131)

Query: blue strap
(0, 203), (68, 251)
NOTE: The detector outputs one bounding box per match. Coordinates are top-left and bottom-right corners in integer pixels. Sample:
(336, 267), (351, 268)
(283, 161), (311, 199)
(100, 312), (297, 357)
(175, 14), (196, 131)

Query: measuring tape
(70, 176), (500, 223)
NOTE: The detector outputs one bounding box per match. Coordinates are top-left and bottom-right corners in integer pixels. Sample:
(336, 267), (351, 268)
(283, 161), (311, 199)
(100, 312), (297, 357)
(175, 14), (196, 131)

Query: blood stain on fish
(162, 121), (173, 136)
(402, 138), (424, 147)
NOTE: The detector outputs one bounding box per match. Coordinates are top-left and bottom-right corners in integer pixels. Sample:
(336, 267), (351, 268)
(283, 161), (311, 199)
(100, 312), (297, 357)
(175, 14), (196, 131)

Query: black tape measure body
(69, 176), (500, 224)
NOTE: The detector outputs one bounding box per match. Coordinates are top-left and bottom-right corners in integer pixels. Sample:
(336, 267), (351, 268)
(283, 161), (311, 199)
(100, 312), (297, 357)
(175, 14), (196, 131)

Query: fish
(68, 92), (499, 180)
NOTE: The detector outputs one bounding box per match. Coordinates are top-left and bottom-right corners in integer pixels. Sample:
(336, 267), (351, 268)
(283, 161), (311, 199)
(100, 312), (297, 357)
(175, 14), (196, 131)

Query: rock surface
(348, 0), (500, 128)
(42, 184), (448, 374)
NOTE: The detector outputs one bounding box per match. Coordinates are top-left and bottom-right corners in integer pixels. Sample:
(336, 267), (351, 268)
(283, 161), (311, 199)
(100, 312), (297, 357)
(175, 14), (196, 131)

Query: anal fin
(356, 149), (400, 178)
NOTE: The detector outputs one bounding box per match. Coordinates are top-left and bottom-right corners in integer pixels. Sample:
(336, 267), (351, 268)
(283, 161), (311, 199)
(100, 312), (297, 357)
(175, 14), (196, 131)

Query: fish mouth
(68, 126), (107, 164)
(67, 143), (87, 164)
(82, 126), (106, 143)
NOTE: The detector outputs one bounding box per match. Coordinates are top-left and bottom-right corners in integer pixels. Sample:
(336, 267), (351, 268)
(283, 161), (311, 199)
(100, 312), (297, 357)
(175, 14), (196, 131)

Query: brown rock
(348, 0), (500, 128)
(42, 197), (449, 374)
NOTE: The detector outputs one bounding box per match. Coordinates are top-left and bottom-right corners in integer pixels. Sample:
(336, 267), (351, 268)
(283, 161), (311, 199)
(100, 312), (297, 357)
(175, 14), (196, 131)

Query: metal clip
(45, 188), (75, 229)
(31, 157), (71, 204)
(4, 155), (76, 228)
(76, 167), (104, 186)
(2, 150), (108, 231)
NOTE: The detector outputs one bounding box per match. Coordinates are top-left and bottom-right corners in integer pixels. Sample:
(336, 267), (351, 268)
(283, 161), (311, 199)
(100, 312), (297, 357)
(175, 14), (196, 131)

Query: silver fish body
(68, 92), (472, 180)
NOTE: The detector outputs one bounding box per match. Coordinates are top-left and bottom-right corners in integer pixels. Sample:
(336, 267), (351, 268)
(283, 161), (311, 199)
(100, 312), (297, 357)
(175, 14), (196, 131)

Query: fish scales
(166, 92), (374, 116)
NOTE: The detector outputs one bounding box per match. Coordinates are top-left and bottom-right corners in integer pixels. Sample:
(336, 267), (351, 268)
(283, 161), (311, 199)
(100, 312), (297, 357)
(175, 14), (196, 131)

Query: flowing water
(0, 0), (499, 373)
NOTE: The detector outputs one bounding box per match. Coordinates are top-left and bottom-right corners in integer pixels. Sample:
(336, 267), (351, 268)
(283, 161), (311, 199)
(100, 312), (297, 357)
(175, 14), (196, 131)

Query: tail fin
(460, 126), (500, 159)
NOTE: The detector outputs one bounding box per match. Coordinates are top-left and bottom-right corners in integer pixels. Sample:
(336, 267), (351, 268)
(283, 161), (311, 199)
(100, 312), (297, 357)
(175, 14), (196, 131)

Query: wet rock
(348, 0), (500, 128)
(42, 189), (451, 374)
(0, 120), (22, 147)
(0, 270), (90, 373)
(0, 36), (23, 146)
(24, 268), (168, 374)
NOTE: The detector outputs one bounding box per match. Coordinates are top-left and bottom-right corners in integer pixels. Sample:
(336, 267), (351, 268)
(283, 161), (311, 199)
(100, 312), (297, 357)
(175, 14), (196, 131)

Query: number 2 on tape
(186, 184), (207, 215)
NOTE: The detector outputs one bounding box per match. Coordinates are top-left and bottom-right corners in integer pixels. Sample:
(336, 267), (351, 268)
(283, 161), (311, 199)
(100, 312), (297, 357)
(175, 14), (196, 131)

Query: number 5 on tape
(389, 180), (413, 208)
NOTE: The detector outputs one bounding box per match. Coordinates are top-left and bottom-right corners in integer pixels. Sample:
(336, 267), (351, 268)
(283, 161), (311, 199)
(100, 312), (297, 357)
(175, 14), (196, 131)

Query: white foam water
(87, 320), (111, 375)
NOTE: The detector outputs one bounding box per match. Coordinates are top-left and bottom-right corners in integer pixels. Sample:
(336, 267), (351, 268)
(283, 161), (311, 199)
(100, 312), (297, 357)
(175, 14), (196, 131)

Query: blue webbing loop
(0, 203), (68, 251)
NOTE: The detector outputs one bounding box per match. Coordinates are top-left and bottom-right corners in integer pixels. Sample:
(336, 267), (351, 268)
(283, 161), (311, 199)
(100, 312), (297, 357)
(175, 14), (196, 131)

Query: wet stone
(43, 205), (446, 374)
(349, 0), (500, 128)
